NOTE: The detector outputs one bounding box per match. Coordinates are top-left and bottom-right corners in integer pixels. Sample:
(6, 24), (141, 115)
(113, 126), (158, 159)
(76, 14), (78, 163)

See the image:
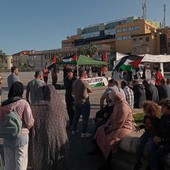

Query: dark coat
(133, 84), (146, 108)
(145, 84), (159, 103)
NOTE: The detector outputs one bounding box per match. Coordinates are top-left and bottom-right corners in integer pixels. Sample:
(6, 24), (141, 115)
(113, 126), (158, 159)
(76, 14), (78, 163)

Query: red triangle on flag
(52, 55), (57, 63)
(72, 54), (77, 61)
(129, 58), (143, 68)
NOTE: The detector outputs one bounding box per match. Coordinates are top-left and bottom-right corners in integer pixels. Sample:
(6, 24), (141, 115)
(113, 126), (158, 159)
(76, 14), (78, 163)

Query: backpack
(0, 110), (22, 139)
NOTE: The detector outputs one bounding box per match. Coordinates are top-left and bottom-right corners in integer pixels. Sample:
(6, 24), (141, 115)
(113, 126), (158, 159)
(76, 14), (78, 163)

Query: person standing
(0, 81), (34, 170)
(51, 67), (58, 88)
(64, 69), (76, 126)
(30, 85), (69, 170)
(72, 69), (92, 138)
(7, 66), (20, 89)
(43, 65), (49, 84)
(155, 68), (163, 86)
(26, 71), (46, 104)
(101, 66), (107, 77)
(0, 74), (2, 104)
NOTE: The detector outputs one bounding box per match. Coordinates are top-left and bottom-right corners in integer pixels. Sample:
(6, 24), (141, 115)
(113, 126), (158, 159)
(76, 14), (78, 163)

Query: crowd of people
(0, 65), (170, 170)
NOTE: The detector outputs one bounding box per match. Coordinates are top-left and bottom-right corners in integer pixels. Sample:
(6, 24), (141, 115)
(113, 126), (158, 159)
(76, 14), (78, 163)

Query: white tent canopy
(116, 52), (170, 76)
(142, 54), (170, 63)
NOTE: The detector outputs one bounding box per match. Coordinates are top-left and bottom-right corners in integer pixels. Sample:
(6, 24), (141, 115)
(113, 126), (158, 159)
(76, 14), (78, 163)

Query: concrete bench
(112, 131), (170, 170)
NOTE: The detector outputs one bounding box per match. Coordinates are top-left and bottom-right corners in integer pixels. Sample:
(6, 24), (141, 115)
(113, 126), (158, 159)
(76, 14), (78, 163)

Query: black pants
(65, 97), (75, 126)
(43, 76), (48, 84)
(52, 76), (58, 87)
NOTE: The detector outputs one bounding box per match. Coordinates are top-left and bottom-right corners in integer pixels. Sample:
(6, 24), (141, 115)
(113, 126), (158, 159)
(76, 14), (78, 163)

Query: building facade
(12, 16), (170, 71)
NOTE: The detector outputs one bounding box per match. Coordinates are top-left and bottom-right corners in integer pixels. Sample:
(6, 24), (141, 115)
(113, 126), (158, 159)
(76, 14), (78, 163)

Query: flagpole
(76, 54), (78, 79)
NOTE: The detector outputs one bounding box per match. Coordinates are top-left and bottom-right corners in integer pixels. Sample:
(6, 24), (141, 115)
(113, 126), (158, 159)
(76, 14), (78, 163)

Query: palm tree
(86, 43), (98, 58)
(77, 44), (97, 58)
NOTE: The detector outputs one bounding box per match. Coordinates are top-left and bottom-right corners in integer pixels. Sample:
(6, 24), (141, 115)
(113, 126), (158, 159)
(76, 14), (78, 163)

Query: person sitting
(100, 79), (125, 110)
(133, 101), (160, 170)
(156, 78), (170, 101)
(89, 91), (133, 170)
(146, 99), (170, 170)
(121, 80), (134, 109)
(93, 90), (113, 134)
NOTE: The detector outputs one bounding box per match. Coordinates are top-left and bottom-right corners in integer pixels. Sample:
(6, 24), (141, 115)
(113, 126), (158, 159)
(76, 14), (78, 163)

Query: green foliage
(133, 113), (144, 124)
(77, 43), (97, 57)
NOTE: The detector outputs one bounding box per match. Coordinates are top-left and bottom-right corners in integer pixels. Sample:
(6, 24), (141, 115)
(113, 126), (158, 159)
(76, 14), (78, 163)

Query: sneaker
(81, 133), (91, 138)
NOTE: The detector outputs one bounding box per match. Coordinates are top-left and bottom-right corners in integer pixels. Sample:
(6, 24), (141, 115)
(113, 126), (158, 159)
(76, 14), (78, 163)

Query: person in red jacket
(155, 68), (163, 86)
(43, 64), (49, 84)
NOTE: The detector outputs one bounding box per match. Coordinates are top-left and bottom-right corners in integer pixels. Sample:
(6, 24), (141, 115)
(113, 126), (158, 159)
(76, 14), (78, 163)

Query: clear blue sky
(0, 0), (169, 55)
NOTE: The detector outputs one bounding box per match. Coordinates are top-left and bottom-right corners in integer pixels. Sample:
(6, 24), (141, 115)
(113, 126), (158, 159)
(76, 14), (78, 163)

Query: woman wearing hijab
(0, 81), (34, 170)
(92, 91), (133, 170)
(30, 85), (69, 170)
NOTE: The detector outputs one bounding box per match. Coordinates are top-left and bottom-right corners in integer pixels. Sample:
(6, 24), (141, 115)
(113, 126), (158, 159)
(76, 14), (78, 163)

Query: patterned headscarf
(30, 85), (69, 170)
(108, 90), (125, 104)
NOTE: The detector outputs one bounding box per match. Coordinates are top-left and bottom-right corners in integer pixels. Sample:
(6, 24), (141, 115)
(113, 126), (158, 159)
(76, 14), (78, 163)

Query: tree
(0, 50), (7, 71)
(86, 43), (98, 58)
(77, 44), (97, 58)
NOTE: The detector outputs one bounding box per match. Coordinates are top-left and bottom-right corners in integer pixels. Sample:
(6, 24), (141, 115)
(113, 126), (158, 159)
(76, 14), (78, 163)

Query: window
(146, 37), (150, 42)
(133, 38), (136, 42)
(139, 38), (143, 43)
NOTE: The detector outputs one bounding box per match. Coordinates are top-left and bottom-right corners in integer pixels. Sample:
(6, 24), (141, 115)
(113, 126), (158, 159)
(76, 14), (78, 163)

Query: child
(146, 99), (170, 170)
(133, 101), (160, 170)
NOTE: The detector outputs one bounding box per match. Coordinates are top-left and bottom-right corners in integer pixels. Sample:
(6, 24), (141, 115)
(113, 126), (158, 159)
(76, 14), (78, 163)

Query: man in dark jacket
(64, 69), (76, 126)
(143, 80), (159, 103)
(132, 80), (146, 108)
(156, 78), (170, 101)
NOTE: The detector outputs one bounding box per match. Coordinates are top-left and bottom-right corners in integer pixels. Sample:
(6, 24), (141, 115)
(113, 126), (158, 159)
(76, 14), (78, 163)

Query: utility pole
(163, 4), (166, 27)
(142, 0), (147, 19)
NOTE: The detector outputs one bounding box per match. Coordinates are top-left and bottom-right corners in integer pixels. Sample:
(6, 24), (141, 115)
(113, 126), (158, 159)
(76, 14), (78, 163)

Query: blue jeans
(146, 138), (170, 170)
(72, 102), (90, 134)
(135, 132), (153, 164)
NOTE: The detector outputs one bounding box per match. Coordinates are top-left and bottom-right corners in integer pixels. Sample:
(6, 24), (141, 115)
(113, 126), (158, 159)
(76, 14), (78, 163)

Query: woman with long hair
(30, 85), (69, 170)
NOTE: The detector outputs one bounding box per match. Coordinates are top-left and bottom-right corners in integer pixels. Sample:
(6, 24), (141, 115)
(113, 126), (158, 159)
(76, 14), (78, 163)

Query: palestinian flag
(47, 55), (57, 70)
(52, 55), (57, 63)
(113, 55), (143, 71)
(63, 53), (77, 62)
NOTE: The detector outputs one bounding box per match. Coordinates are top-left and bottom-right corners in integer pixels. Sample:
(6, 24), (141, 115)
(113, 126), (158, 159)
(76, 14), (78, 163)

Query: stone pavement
(0, 71), (142, 170)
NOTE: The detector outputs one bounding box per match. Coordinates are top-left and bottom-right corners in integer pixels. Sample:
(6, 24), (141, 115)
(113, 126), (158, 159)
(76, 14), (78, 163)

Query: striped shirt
(123, 86), (134, 109)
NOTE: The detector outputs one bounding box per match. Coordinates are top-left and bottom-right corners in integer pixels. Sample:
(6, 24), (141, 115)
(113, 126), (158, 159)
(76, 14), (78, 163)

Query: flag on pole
(113, 55), (143, 71)
(47, 55), (57, 70)
(52, 55), (57, 63)
(102, 52), (107, 61)
(63, 53), (77, 62)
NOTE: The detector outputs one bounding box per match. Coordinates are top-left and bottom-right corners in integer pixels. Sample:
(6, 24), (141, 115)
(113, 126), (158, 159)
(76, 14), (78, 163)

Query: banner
(84, 77), (108, 87)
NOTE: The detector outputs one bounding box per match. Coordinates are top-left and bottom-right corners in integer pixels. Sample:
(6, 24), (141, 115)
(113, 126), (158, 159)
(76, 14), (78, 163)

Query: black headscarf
(8, 81), (24, 98)
(2, 81), (24, 106)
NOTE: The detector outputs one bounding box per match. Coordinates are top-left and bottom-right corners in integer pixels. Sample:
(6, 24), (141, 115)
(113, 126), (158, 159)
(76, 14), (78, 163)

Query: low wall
(112, 132), (170, 170)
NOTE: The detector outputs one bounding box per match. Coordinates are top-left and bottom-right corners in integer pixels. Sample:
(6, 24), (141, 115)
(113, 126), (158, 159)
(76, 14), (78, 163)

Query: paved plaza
(0, 71), (108, 170)
(0, 71), (142, 170)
